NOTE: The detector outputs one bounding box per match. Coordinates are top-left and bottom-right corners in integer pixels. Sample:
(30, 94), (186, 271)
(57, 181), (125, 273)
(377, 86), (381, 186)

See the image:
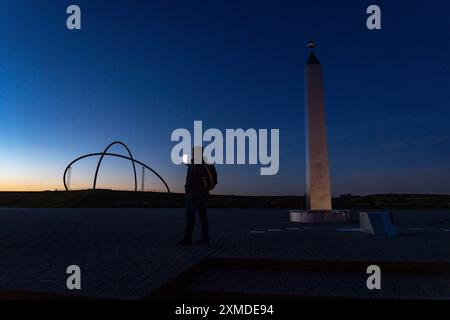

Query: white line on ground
(249, 231), (265, 234)
(267, 229), (282, 232)
(336, 228), (361, 232)
(286, 227), (300, 230)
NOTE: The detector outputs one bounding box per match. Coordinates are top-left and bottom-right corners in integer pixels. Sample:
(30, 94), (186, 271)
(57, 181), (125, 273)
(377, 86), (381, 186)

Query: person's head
(191, 146), (204, 164)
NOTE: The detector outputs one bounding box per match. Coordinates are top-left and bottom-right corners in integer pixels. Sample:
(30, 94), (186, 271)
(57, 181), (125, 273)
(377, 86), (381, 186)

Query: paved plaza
(0, 208), (449, 299)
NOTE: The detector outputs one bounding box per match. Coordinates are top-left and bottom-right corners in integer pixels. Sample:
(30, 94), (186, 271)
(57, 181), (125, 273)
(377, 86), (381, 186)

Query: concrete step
(207, 257), (450, 273)
(147, 257), (450, 300)
(186, 266), (450, 300)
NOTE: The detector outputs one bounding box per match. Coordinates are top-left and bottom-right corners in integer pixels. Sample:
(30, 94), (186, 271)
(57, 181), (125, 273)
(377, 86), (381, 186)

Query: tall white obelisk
(305, 42), (332, 212)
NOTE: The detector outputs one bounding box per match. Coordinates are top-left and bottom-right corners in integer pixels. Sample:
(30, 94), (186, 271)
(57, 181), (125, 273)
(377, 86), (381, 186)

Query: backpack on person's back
(201, 164), (217, 192)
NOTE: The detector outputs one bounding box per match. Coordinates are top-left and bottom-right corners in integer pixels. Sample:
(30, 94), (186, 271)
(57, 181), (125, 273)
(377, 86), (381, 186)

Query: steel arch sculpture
(63, 142), (170, 193)
(93, 141), (137, 191)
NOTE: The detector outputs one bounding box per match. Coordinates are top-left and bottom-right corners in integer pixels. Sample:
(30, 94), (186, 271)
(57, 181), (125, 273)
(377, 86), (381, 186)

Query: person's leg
(180, 193), (196, 244)
(198, 194), (210, 243)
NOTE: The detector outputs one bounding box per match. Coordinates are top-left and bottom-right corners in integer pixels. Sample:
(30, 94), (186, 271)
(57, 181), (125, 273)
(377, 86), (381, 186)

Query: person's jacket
(185, 163), (207, 195)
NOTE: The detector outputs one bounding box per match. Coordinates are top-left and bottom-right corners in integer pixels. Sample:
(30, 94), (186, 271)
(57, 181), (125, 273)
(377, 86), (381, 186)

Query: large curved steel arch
(93, 141), (138, 191)
(63, 148), (171, 193)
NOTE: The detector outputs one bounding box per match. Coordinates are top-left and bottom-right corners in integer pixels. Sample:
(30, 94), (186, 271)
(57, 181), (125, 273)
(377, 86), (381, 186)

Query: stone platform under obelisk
(289, 210), (349, 223)
(290, 41), (349, 224)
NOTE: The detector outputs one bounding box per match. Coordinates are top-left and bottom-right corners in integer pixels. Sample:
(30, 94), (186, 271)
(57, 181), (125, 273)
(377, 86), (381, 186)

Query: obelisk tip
(307, 41), (316, 49)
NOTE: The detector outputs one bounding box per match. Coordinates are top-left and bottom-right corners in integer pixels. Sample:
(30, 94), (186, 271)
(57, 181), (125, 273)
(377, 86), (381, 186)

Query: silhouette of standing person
(178, 147), (217, 246)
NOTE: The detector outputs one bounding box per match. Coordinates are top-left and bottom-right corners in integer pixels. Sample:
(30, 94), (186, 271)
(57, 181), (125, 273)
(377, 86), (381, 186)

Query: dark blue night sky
(1, 0), (449, 195)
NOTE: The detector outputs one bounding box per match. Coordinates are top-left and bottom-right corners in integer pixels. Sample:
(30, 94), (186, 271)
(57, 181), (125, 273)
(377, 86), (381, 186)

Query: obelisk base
(289, 210), (350, 224)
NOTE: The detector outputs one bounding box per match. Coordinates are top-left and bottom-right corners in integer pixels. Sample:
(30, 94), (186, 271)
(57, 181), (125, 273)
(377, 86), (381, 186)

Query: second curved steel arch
(93, 141), (138, 192)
